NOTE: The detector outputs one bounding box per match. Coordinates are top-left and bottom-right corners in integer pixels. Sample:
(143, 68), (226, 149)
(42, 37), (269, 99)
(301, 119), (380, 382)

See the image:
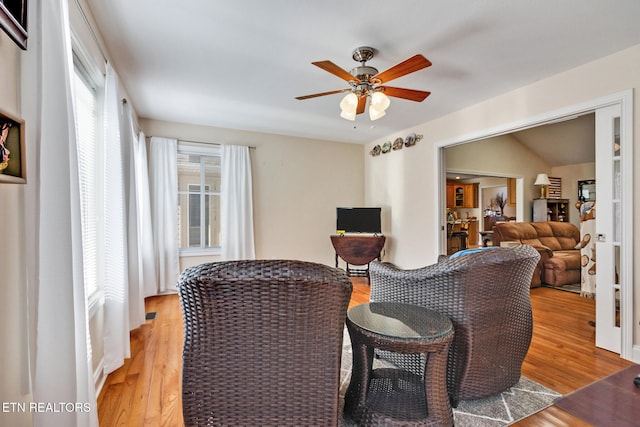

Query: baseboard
(631, 344), (640, 364)
(94, 357), (106, 398)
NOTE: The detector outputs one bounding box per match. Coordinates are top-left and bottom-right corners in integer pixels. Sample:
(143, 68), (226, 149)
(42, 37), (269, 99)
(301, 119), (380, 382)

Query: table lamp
(534, 173), (551, 198)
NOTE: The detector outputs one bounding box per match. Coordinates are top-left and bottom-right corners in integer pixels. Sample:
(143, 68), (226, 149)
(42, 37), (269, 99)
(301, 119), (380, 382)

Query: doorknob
(596, 233), (606, 242)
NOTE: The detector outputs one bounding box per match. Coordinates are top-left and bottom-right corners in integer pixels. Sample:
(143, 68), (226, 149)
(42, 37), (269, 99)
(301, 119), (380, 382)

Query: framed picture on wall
(0, 109), (26, 184)
(0, 0), (28, 50)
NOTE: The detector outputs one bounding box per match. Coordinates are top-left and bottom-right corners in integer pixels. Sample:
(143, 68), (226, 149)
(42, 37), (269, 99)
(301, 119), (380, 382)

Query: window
(72, 53), (103, 302)
(177, 145), (221, 252)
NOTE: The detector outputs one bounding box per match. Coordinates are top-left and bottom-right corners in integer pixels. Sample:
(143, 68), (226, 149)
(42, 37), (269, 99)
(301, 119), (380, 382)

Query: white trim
(93, 357), (106, 397)
(435, 89), (634, 362)
(179, 247), (222, 257)
(619, 90), (634, 361)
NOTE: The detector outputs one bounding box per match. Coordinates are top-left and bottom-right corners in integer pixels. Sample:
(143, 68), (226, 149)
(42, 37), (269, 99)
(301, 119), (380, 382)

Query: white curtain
(121, 102), (146, 330)
(102, 62), (132, 373)
(149, 137), (180, 293)
(221, 145), (255, 260)
(134, 131), (158, 298)
(28, 0), (98, 425)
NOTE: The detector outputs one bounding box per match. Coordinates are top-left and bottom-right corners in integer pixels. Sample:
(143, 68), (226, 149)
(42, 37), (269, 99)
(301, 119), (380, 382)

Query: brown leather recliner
(492, 221), (580, 288)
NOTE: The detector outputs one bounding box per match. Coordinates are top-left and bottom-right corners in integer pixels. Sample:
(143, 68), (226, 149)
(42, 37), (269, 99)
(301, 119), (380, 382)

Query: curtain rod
(150, 136), (256, 150)
(73, 0), (108, 64)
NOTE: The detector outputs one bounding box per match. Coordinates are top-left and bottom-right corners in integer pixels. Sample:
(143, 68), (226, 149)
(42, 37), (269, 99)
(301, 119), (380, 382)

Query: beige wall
(551, 162), (596, 229)
(0, 31), (32, 427)
(446, 137), (596, 229)
(365, 43), (640, 356)
(141, 119), (365, 272)
(445, 133), (551, 221)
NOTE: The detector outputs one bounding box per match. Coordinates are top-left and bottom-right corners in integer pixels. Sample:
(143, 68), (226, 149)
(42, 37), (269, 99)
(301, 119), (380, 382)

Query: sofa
(492, 221), (580, 288)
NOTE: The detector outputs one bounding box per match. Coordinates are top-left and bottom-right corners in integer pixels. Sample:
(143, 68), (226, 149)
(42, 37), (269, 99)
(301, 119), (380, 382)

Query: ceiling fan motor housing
(350, 65), (379, 82)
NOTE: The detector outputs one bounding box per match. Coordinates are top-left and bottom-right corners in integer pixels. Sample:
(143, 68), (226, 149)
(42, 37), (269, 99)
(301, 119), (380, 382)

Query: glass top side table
(344, 302), (454, 426)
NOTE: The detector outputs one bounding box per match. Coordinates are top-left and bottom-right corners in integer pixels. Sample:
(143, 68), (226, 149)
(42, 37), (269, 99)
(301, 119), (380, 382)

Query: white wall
(364, 43), (640, 353)
(141, 119), (365, 271)
(0, 31), (32, 427)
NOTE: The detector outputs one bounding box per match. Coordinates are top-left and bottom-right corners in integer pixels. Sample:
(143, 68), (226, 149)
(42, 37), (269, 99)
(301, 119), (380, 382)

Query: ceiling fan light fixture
(369, 105), (386, 121)
(297, 47), (432, 122)
(340, 109), (356, 121)
(370, 91), (390, 111)
(339, 93), (358, 113)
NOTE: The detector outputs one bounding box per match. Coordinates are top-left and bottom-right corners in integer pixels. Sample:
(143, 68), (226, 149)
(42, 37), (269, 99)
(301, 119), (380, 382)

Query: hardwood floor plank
(97, 280), (633, 426)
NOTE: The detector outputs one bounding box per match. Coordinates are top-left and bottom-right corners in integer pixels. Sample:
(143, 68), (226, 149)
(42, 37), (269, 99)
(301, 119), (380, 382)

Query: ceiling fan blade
(356, 96), (366, 114)
(295, 89), (350, 100)
(373, 54), (432, 84)
(312, 61), (361, 83)
(382, 86), (431, 102)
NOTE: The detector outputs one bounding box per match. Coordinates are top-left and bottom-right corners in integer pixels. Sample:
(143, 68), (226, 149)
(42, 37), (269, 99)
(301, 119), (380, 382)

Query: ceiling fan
(295, 46), (432, 121)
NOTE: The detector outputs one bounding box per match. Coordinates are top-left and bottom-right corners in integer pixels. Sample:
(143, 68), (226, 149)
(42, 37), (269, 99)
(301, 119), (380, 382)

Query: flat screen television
(336, 207), (382, 234)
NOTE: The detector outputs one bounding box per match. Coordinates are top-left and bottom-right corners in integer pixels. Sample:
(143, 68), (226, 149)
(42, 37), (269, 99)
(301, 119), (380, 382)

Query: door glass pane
(614, 201), (621, 243)
(613, 117), (620, 156)
(613, 160), (621, 200)
(614, 245), (620, 285)
(615, 289), (621, 328)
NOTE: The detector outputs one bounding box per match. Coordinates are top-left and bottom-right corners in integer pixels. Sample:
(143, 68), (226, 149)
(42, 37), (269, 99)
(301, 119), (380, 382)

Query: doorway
(435, 90), (634, 360)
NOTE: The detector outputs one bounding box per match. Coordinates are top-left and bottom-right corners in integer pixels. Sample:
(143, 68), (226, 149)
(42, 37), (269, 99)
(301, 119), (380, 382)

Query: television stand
(330, 235), (386, 282)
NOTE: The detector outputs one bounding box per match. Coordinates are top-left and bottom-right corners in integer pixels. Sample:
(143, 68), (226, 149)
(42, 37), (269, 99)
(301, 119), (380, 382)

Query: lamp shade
(340, 109), (356, 121)
(339, 93), (358, 113)
(370, 91), (390, 111)
(534, 173), (551, 186)
(369, 105), (386, 121)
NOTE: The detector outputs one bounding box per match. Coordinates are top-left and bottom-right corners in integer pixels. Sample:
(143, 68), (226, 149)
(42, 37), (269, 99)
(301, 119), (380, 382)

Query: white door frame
(434, 90), (634, 361)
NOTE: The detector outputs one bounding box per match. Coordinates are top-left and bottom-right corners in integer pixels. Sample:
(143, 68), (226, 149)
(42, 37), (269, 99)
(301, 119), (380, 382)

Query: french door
(594, 104), (624, 354)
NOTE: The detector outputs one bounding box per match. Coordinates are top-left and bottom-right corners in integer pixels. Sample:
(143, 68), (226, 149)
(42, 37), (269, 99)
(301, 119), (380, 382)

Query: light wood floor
(97, 278), (633, 426)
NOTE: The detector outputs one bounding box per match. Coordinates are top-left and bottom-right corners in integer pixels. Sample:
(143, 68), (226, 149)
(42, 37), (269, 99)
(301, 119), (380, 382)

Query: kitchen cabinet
(446, 182), (479, 208)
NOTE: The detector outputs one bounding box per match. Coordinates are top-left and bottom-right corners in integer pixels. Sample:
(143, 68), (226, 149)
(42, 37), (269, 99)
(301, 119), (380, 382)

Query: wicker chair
(369, 245), (540, 406)
(177, 260), (353, 427)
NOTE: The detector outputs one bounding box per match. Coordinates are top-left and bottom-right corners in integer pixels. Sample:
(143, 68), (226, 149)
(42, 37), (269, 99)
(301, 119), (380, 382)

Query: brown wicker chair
(369, 245), (540, 406)
(177, 260), (353, 427)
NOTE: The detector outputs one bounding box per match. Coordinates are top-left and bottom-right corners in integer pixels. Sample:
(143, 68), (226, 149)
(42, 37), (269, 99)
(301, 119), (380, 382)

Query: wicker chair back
(369, 245), (540, 405)
(177, 260), (352, 426)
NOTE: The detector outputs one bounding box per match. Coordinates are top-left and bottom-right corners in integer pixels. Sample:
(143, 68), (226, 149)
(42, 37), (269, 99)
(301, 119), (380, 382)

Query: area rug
(339, 329), (561, 426)
(554, 364), (640, 427)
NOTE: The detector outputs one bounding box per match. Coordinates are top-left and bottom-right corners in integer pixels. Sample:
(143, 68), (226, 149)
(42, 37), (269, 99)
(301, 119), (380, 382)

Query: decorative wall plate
(370, 144), (381, 156)
(392, 137), (404, 150)
(404, 132), (416, 147)
(381, 141), (392, 153)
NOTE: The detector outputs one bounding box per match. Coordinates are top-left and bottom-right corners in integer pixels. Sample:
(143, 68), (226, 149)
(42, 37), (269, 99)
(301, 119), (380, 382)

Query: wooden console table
(330, 235), (385, 281)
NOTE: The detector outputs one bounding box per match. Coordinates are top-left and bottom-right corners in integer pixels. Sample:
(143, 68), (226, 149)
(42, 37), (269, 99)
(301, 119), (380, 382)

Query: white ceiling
(84, 0), (640, 146)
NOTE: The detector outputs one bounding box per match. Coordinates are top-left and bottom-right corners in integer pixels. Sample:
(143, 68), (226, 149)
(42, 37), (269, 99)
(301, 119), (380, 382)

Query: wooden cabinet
(446, 184), (454, 208)
(507, 178), (517, 207)
(467, 220), (478, 246)
(464, 184), (478, 208)
(532, 198), (570, 222)
(446, 182), (478, 208)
